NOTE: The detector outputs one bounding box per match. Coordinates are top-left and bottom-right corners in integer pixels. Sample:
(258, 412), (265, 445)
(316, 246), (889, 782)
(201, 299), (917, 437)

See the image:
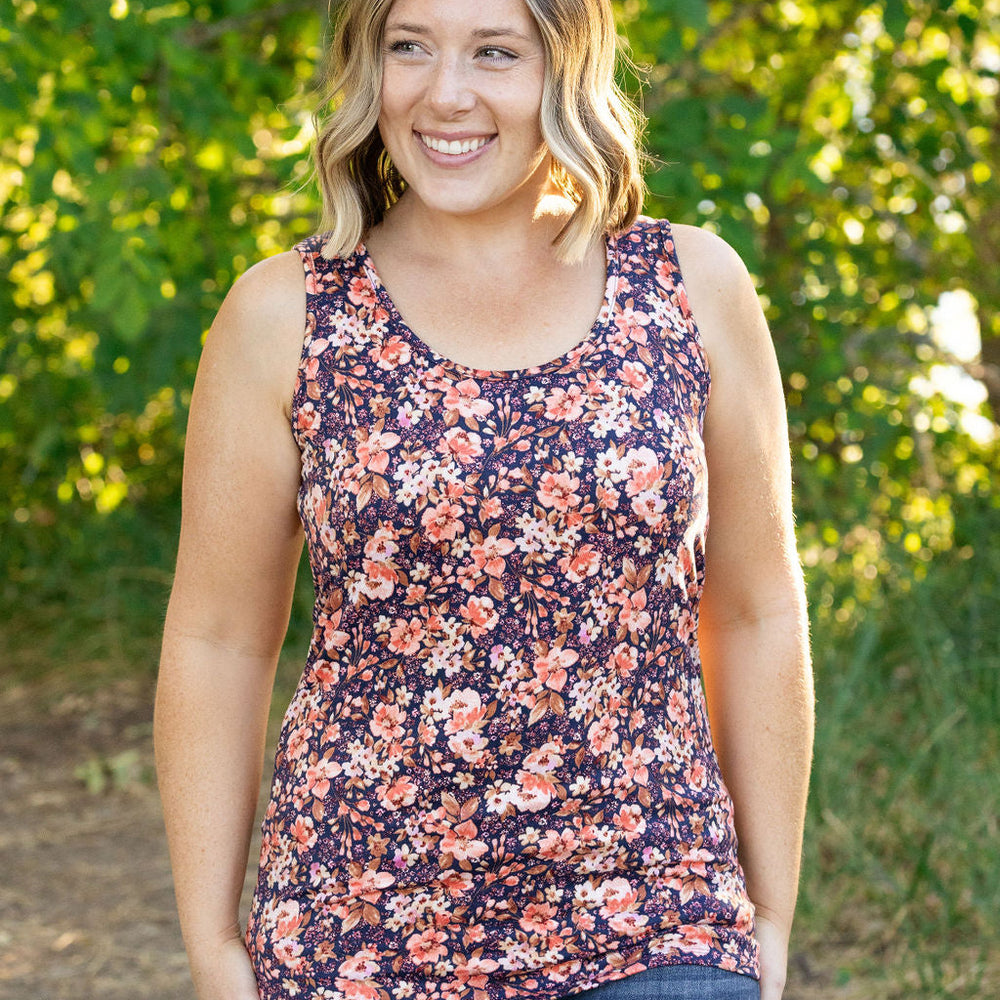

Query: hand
(189, 935), (261, 1000)
(754, 909), (790, 1000)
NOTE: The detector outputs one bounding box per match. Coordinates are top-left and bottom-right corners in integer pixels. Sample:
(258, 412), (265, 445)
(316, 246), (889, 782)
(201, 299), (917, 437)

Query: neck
(376, 172), (576, 266)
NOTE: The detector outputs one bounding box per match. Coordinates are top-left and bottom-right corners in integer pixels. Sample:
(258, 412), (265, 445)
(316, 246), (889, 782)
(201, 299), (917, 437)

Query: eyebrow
(384, 22), (534, 43)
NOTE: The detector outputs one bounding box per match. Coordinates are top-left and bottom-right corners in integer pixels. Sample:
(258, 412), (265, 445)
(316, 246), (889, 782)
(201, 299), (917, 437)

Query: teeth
(420, 134), (489, 155)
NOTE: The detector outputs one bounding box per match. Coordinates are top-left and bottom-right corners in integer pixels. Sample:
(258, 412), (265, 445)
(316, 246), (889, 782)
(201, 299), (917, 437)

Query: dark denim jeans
(568, 965), (760, 1000)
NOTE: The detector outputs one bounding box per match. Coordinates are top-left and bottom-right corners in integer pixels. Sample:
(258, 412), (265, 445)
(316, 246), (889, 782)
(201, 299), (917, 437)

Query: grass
(2, 511), (998, 997)
(796, 533), (1000, 998)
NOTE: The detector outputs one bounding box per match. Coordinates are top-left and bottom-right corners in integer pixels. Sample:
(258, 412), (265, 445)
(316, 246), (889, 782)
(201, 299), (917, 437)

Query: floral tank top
(246, 217), (759, 1000)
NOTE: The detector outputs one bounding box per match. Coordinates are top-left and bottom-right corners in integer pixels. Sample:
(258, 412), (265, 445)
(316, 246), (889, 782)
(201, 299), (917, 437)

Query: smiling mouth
(418, 133), (493, 156)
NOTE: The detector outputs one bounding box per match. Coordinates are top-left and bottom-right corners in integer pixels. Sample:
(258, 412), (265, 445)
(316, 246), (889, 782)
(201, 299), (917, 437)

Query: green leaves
(2, 0), (323, 567)
(628, 0), (999, 621)
(2, 0), (997, 612)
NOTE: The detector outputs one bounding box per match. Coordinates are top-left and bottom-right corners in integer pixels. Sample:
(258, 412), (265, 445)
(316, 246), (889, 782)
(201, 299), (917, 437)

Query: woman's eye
(387, 40), (421, 56)
(478, 47), (517, 64)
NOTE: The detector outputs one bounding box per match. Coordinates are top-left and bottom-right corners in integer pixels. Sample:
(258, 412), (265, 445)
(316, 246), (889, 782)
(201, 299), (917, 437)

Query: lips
(418, 132), (493, 156)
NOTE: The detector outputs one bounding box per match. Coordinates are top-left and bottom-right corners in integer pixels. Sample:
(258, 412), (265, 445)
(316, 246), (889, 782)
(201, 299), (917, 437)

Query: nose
(424, 55), (476, 116)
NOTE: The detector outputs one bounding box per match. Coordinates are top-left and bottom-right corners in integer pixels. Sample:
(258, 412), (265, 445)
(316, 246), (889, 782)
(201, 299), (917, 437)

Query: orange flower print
(537, 828), (579, 861)
(621, 361), (652, 396)
(623, 447), (664, 495)
(364, 526), (399, 561)
(587, 714), (620, 755)
(480, 495), (503, 520)
(519, 901), (559, 935)
(622, 746), (654, 786)
(285, 723), (312, 762)
(371, 334), (412, 370)
(388, 617), (425, 655)
(470, 535), (516, 576)
(655, 255), (676, 289)
(544, 385), (586, 421)
(347, 868), (394, 903)
(273, 936), (305, 971)
(680, 923), (717, 956)
(441, 820), (488, 861)
(686, 759), (709, 791)
(305, 759), (339, 799)
(296, 401), (321, 434)
(667, 689), (690, 725)
(347, 275), (377, 309)
(448, 729), (489, 765)
(356, 428), (400, 474)
(630, 490), (667, 527)
(420, 500), (464, 542)
(440, 426), (484, 464)
(522, 742), (564, 773)
(337, 950), (381, 980)
(608, 911), (650, 937)
(614, 303), (652, 343)
(290, 815), (317, 849)
(361, 559), (397, 601)
(370, 702), (406, 741)
(454, 954), (500, 986)
(443, 378), (493, 419)
(537, 470), (582, 512)
(405, 927), (449, 965)
(611, 642), (639, 677)
(599, 877), (640, 917)
(674, 607), (696, 644)
(596, 482), (621, 511)
(378, 776), (418, 811)
(532, 647), (577, 691)
(612, 804), (647, 843)
(274, 899), (306, 939)
(459, 595), (498, 638)
(439, 870), (474, 898)
(512, 770), (558, 813)
(558, 544), (601, 583)
(444, 688), (487, 733)
(247, 221), (759, 997)
(617, 589), (651, 632)
(335, 978), (381, 1000)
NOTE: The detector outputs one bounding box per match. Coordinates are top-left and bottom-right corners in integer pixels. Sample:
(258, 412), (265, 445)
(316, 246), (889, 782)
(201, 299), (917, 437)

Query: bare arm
(153, 251), (307, 999)
(673, 225), (814, 999)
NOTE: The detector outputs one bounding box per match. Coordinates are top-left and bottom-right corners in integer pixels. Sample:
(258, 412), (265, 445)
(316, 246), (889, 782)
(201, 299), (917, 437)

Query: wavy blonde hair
(314, 0), (646, 263)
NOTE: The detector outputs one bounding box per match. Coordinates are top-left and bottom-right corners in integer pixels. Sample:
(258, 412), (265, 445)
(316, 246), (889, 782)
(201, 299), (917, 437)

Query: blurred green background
(1, 0), (998, 997)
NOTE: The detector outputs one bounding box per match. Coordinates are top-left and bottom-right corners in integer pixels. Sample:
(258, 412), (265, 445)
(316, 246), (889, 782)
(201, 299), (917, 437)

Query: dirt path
(0, 677), (196, 999)
(0, 676), (839, 1000)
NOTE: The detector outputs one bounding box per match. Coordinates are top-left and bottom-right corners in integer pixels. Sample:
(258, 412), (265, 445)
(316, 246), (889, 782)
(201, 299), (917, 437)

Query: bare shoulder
(668, 223), (770, 367)
(670, 223), (746, 279)
(669, 223), (757, 315)
(201, 249), (306, 412)
(213, 250), (306, 353)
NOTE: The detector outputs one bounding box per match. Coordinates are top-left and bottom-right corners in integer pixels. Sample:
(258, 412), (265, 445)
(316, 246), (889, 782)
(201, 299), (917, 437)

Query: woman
(154, 1), (814, 999)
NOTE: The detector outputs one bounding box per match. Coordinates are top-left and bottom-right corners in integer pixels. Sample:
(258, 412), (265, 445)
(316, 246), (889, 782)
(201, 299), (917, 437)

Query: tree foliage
(2, 0), (998, 611)
(2, 0), (324, 569)
(621, 0), (999, 628)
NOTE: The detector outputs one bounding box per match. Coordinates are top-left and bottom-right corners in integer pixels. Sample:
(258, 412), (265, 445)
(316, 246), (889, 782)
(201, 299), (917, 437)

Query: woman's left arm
(672, 225), (815, 1000)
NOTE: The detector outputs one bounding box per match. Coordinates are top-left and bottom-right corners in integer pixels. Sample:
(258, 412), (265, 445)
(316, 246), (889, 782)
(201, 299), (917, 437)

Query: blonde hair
(314, 0), (646, 263)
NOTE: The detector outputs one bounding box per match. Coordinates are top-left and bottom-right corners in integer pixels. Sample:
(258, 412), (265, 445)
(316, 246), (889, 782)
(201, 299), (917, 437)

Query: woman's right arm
(153, 251), (307, 999)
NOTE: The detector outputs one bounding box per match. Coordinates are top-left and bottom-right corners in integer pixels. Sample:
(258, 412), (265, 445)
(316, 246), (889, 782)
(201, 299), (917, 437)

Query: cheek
(510, 80), (545, 138)
(378, 70), (412, 128)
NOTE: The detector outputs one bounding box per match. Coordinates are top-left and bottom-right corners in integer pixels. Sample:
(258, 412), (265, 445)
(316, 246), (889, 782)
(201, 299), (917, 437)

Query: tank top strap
(618, 217), (711, 422)
(293, 234), (361, 296)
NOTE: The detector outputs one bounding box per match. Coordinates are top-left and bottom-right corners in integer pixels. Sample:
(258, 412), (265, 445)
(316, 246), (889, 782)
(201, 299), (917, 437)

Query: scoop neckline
(355, 233), (620, 382)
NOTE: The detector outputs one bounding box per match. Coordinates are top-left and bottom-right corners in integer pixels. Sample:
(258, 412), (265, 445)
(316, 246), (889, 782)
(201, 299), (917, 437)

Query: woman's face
(378, 0), (550, 223)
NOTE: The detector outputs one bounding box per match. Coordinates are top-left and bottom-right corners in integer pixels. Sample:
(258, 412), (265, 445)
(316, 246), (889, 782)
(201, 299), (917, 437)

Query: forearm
(700, 607), (814, 932)
(153, 627), (278, 955)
